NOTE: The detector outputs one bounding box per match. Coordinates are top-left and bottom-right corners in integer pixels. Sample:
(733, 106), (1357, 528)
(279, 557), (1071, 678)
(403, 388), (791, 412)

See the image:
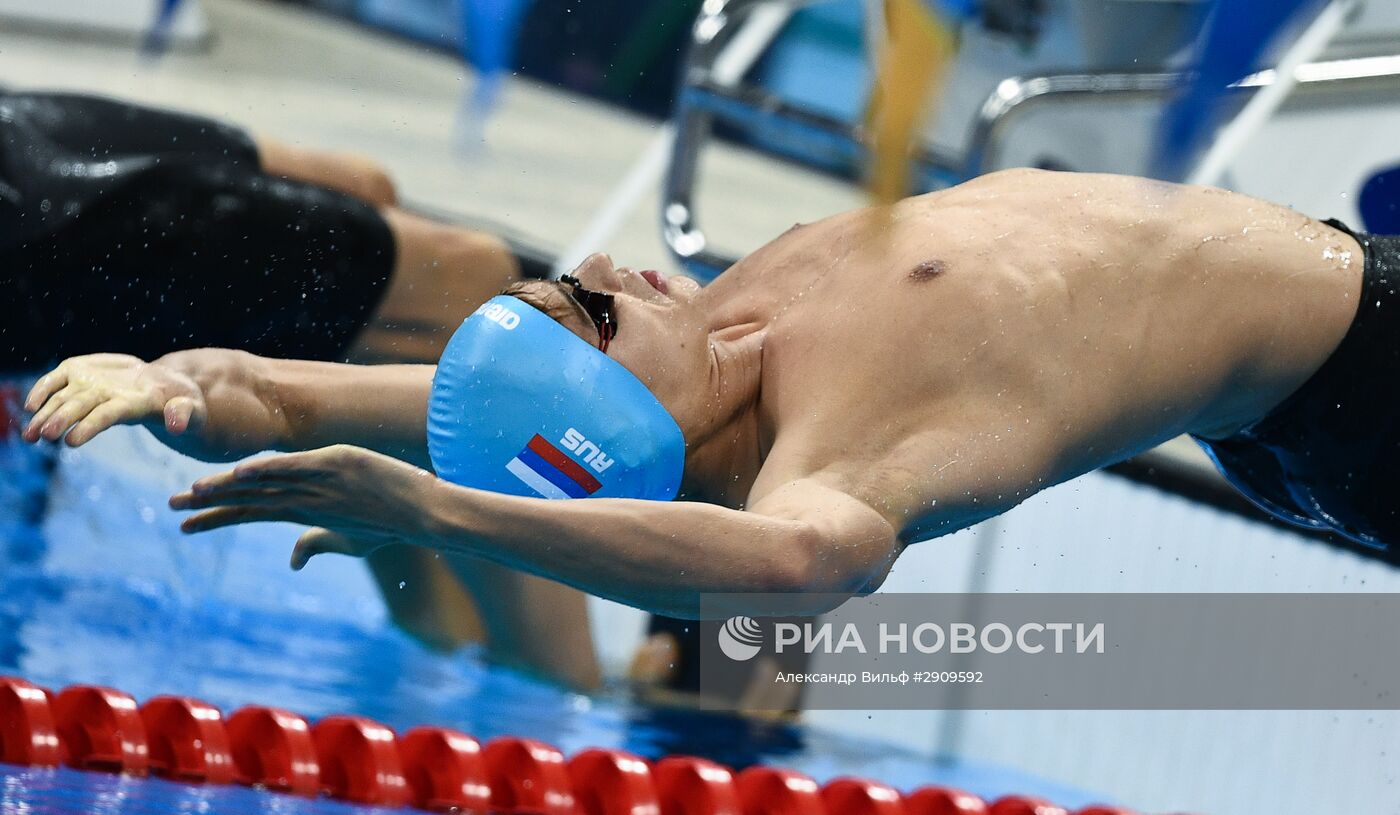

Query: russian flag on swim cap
(506, 434), (604, 499)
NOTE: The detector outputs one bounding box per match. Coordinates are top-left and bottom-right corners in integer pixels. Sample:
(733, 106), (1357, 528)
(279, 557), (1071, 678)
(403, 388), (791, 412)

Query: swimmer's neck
(677, 322), (770, 507)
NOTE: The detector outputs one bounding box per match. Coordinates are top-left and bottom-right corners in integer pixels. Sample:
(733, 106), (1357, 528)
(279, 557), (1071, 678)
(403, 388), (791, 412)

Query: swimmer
(1, 88), (600, 688)
(0, 87), (517, 368)
(23, 169), (1388, 619)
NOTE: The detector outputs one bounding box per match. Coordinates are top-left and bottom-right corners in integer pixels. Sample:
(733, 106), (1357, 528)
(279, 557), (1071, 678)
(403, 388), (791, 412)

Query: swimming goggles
(559, 274), (617, 353)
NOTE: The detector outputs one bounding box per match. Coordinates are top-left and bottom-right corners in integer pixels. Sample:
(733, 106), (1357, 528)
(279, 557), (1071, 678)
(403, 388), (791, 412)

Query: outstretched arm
(171, 446), (899, 619)
(23, 350), (435, 465)
(427, 479), (900, 618)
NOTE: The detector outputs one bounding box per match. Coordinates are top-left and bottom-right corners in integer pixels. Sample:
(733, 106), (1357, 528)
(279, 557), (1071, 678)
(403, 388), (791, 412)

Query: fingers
(185, 470), (239, 500)
(225, 446), (371, 483)
(22, 384), (72, 442)
(64, 399), (152, 447)
(182, 455), (323, 499)
(181, 451), (337, 506)
(22, 355), (170, 447)
(27, 390), (107, 444)
(180, 505), (297, 534)
(291, 527), (360, 570)
(170, 486), (298, 511)
(24, 368), (68, 414)
(230, 450), (333, 483)
(175, 459), (316, 525)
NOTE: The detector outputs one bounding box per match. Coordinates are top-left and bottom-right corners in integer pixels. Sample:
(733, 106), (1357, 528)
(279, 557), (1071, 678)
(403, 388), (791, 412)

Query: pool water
(0, 425), (1099, 813)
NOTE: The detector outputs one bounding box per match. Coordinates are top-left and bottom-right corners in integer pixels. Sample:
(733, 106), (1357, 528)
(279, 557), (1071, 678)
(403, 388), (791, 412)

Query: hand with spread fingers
(22, 350), (289, 462)
(24, 353), (210, 447)
(169, 444), (445, 570)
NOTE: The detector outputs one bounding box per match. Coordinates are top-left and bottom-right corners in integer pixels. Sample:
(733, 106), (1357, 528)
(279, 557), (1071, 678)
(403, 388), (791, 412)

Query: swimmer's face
(504, 253), (710, 429)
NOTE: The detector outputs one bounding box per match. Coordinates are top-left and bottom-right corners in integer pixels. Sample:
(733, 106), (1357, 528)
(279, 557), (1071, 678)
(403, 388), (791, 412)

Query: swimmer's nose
(571, 252), (623, 292)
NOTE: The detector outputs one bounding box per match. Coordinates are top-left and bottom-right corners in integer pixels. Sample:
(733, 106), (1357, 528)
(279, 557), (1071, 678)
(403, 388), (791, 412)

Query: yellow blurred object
(865, 0), (958, 203)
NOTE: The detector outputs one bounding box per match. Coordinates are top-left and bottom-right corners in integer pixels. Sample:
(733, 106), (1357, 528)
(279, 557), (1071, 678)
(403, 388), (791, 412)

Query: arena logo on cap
(505, 433), (605, 499)
(478, 301), (520, 329)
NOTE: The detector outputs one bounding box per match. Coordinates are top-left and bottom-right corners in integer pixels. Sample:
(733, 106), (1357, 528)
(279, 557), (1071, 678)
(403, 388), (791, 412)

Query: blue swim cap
(428, 296), (686, 501)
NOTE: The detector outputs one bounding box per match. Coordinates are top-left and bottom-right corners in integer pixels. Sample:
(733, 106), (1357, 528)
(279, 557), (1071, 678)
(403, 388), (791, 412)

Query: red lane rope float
(52, 685), (149, 775)
(735, 766), (825, 815)
(823, 777), (907, 814)
(990, 796), (1070, 815)
(225, 705), (320, 796)
(0, 677), (61, 767)
(907, 785), (990, 814)
(0, 677), (1173, 815)
(311, 715), (412, 807)
(140, 696), (235, 784)
(398, 726), (491, 813)
(481, 736), (576, 815)
(568, 748), (660, 815)
(653, 756), (743, 815)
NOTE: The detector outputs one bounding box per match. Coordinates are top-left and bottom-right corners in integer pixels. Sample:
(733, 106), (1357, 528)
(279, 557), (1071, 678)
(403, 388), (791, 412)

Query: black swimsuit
(0, 89), (395, 369)
(1194, 219), (1400, 549)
